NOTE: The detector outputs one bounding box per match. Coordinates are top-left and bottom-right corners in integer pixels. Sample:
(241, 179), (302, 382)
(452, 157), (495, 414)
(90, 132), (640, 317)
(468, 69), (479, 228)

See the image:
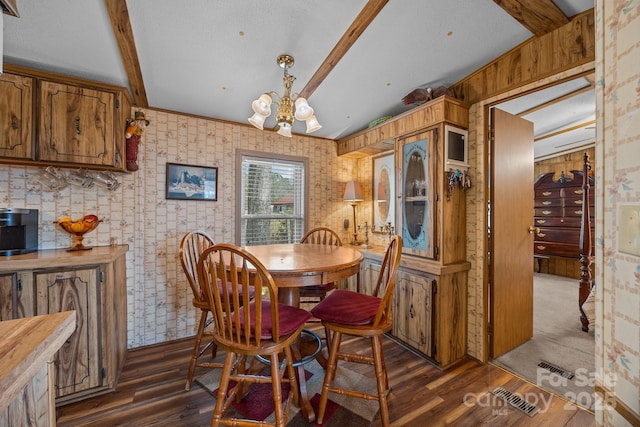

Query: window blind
(240, 155), (305, 246)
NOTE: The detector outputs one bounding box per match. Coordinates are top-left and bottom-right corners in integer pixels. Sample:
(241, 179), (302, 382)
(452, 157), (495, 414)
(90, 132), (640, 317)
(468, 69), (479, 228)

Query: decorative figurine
(125, 110), (150, 171)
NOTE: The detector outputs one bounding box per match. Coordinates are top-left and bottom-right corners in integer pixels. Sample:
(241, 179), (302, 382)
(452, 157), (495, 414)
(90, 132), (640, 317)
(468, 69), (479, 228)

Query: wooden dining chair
(310, 235), (402, 427)
(299, 226), (343, 303)
(198, 243), (312, 427)
(179, 230), (255, 391)
(179, 230), (218, 391)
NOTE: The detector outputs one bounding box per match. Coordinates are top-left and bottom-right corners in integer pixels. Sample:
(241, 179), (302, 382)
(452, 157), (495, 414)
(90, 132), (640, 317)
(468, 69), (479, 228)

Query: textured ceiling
(3, 0), (594, 157)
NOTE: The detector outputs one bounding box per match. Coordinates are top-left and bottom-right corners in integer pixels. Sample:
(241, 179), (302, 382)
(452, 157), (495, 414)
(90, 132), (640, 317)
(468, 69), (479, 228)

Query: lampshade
(343, 181), (364, 202)
(294, 97), (313, 121)
(248, 54), (322, 137)
(248, 112), (267, 130)
(277, 124), (292, 138)
(252, 93), (272, 116)
(305, 115), (322, 133)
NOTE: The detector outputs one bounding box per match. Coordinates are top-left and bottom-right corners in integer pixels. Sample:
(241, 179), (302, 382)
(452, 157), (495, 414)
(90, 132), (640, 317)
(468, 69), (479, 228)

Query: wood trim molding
(298, 0), (388, 100)
(595, 384), (640, 426)
(104, 0), (148, 107)
(517, 84), (593, 117)
(449, 8), (594, 105)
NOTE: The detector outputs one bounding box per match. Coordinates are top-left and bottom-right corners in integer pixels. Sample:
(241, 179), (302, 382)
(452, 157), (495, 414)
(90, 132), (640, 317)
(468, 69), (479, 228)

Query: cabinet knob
(528, 226), (541, 234)
(409, 304), (415, 319)
(542, 201), (551, 205)
(542, 191), (552, 196)
(74, 116), (81, 134)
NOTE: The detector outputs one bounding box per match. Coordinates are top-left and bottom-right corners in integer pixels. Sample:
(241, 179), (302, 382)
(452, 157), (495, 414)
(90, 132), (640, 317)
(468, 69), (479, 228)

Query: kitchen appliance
(0, 208), (38, 256)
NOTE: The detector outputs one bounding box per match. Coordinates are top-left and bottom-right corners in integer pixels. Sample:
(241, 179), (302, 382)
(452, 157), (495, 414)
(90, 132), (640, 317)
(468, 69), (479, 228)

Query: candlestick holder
(359, 222), (372, 248)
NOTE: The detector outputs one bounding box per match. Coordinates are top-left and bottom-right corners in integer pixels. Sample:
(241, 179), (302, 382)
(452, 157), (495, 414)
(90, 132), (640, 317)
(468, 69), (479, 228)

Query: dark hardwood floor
(56, 325), (596, 426)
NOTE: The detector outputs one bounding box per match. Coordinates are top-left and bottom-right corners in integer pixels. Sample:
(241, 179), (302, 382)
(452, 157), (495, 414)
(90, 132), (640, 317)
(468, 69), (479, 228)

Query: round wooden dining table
(241, 242), (362, 422)
(242, 243), (363, 306)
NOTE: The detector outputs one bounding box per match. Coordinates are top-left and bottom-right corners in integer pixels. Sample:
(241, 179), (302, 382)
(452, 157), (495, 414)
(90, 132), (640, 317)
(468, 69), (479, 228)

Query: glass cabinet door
(397, 129), (436, 258)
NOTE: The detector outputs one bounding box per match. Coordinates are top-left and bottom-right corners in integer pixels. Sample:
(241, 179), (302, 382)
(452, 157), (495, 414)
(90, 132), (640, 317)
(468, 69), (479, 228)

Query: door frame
(474, 65), (596, 363)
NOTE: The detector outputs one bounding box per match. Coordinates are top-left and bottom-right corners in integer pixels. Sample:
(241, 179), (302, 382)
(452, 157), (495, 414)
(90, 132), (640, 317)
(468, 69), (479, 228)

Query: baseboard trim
(595, 384), (640, 426)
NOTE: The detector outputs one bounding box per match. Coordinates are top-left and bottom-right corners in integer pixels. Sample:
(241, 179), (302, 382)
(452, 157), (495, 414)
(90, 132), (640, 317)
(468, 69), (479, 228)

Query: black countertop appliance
(0, 208), (39, 256)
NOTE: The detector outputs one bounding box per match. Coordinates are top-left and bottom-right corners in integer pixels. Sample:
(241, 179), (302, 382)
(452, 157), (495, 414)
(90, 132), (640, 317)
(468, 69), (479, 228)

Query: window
(237, 151), (307, 246)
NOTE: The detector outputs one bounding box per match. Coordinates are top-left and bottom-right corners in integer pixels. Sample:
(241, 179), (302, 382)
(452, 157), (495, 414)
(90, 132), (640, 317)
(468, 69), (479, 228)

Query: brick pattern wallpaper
(595, 1), (640, 424)
(0, 110), (367, 348)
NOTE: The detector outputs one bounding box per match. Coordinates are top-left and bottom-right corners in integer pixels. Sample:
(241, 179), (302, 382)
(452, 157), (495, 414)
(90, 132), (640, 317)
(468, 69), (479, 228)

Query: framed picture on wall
(372, 151), (395, 233)
(166, 163), (218, 201)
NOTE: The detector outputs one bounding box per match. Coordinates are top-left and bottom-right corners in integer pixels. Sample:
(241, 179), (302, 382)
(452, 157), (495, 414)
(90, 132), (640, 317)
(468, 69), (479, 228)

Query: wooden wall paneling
(449, 9), (595, 105)
(337, 96), (468, 158)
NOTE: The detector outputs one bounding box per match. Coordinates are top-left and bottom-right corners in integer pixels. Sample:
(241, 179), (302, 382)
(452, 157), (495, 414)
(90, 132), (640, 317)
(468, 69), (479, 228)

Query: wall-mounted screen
(444, 125), (469, 171)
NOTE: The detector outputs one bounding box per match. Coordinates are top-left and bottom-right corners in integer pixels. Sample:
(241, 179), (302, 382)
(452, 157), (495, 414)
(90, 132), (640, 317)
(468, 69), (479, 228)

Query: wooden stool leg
(317, 330), (342, 424)
(270, 352), (286, 427)
(372, 335), (390, 427)
(211, 352), (236, 427)
(185, 309), (208, 391)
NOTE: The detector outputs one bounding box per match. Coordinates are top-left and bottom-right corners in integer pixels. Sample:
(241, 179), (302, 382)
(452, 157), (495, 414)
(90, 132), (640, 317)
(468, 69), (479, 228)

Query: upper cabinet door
(396, 128), (437, 259)
(0, 73), (34, 160)
(38, 80), (117, 167)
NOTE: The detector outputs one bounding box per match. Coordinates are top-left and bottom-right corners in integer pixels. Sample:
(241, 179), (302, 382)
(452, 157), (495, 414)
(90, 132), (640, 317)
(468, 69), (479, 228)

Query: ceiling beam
(493, 0), (569, 37)
(104, 0), (148, 107)
(298, 0), (389, 100)
(1, 0), (19, 16)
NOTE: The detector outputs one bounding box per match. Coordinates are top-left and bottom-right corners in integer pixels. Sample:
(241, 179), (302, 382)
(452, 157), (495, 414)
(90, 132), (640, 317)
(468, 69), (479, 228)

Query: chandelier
(248, 54), (321, 138)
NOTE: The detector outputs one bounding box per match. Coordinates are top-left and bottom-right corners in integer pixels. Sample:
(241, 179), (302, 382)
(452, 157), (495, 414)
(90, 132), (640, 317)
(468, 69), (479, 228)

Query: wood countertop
(0, 245), (128, 272)
(0, 311), (76, 413)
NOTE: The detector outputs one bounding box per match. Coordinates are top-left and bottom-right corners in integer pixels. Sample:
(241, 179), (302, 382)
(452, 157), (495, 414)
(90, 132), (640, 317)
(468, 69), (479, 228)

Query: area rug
(195, 353), (379, 426)
(492, 273), (595, 410)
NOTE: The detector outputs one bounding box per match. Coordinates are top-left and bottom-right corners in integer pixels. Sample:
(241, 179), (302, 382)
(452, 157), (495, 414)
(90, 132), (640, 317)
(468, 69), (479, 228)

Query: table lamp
(343, 181), (364, 245)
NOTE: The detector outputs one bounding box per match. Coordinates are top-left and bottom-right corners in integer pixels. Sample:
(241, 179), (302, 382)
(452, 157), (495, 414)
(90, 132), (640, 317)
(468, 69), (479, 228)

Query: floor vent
(537, 360), (575, 380)
(491, 386), (540, 417)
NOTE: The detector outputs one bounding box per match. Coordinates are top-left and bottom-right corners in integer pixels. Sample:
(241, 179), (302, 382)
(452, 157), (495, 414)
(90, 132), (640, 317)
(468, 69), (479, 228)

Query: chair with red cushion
(310, 235), (402, 427)
(179, 230), (218, 391)
(299, 227), (343, 303)
(198, 243), (312, 427)
(179, 231), (255, 391)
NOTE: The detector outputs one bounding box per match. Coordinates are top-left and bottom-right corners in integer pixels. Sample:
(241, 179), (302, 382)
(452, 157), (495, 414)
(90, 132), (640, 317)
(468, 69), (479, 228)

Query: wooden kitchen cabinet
(35, 267), (102, 398)
(38, 80), (118, 167)
(0, 64), (131, 171)
(0, 272), (34, 320)
(0, 72), (34, 160)
(354, 247), (468, 368)
(393, 269), (434, 357)
(0, 245), (128, 405)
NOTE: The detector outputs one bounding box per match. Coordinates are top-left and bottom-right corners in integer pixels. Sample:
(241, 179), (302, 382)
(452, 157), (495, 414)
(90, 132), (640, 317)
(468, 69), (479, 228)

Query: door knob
(528, 226), (540, 234)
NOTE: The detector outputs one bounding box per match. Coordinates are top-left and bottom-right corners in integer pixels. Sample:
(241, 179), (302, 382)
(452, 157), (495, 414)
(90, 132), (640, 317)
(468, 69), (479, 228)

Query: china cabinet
(0, 245), (128, 404)
(338, 96), (470, 367)
(0, 64), (132, 172)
